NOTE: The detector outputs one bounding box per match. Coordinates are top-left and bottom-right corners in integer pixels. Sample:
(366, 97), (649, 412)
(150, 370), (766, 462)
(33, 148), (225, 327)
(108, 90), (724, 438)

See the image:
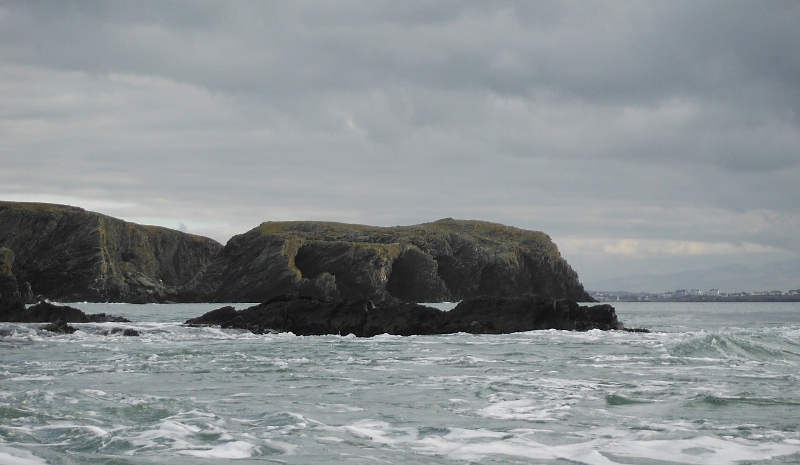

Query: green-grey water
(2, 302), (800, 464)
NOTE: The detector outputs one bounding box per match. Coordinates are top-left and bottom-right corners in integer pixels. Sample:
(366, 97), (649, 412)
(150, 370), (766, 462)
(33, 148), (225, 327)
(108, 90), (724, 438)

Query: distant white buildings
(590, 287), (800, 301)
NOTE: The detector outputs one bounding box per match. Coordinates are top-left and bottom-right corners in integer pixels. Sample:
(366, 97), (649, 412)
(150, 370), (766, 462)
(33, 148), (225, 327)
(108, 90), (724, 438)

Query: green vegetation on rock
(193, 218), (590, 303)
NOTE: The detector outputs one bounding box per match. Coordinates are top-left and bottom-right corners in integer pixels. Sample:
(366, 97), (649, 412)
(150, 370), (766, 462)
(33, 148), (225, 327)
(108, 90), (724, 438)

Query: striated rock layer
(185, 295), (622, 337)
(0, 201), (223, 302)
(189, 218), (591, 303)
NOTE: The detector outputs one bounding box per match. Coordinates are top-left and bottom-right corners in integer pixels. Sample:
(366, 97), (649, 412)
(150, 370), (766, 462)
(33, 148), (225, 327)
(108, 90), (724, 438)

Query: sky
(1, 1), (799, 291)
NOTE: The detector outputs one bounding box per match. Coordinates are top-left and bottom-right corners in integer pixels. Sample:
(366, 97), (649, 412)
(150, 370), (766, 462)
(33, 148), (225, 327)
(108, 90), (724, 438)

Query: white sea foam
(0, 445), (48, 465)
(479, 399), (572, 422)
(178, 440), (255, 458)
(8, 375), (54, 381)
(344, 421), (800, 465)
(3, 302), (800, 463)
(34, 422), (109, 437)
(605, 436), (800, 465)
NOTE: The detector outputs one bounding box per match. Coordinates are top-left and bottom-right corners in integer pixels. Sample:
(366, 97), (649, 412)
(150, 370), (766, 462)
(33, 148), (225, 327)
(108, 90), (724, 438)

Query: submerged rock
(42, 319), (77, 334)
(185, 295), (626, 337)
(110, 327), (140, 336)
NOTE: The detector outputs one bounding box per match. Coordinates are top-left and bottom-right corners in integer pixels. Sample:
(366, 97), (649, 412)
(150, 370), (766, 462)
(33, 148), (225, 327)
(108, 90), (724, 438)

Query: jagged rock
(0, 201), (222, 302)
(443, 296), (622, 332)
(189, 219), (591, 303)
(185, 295), (625, 337)
(0, 301), (130, 323)
(43, 319), (77, 334)
(110, 327), (140, 336)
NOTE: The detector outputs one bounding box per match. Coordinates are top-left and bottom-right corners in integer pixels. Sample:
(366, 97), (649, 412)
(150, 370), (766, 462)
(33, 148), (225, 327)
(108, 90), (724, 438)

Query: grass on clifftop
(0, 201), (86, 213)
(251, 218), (561, 260)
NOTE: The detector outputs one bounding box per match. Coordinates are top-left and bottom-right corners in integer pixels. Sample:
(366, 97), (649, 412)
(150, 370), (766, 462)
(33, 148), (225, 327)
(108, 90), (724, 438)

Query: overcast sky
(1, 1), (799, 290)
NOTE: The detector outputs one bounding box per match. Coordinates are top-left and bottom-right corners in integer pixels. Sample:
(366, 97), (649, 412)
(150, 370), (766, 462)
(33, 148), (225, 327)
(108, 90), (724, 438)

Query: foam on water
(2, 302), (800, 464)
(341, 421), (800, 465)
(0, 445), (48, 465)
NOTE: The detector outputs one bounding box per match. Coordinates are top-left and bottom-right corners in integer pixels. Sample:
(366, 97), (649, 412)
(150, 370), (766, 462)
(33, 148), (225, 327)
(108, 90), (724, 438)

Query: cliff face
(191, 218), (591, 302)
(0, 201), (223, 302)
(0, 247), (25, 314)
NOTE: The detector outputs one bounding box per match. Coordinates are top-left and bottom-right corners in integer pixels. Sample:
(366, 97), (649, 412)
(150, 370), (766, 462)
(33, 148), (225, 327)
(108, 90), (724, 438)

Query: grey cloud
(1, 1), (799, 285)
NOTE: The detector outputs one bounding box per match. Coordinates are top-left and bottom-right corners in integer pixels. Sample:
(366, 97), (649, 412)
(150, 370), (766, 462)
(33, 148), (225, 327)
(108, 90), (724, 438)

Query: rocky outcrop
(185, 295), (622, 337)
(189, 219), (591, 303)
(1, 300), (130, 324)
(0, 247), (26, 314)
(0, 201), (223, 302)
(1, 201), (592, 304)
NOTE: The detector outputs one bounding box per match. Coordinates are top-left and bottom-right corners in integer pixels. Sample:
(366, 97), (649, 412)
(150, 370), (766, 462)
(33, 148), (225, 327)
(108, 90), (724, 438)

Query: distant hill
(587, 259), (800, 294)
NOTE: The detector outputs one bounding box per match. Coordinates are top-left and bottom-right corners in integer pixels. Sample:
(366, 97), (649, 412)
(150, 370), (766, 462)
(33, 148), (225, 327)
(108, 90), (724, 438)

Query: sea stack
(187, 218), (591, 303)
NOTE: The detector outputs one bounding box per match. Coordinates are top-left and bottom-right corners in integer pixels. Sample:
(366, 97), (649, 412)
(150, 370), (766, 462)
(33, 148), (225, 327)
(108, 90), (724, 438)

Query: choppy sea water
(2, 302), (800, 465)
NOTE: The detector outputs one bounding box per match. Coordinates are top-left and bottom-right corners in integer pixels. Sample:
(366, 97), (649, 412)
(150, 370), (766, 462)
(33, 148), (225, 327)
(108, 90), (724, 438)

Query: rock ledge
(185, 295), (625, 337)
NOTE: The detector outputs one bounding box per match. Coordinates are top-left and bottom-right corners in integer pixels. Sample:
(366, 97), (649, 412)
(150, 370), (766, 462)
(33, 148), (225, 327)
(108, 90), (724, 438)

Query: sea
(1, 301), (800, 465)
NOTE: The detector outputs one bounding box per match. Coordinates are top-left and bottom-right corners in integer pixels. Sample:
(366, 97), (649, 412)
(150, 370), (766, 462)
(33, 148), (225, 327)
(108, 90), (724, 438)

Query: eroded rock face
(185, 295), (622, 336)
(190, 219), (591, 303)
(0, 247), (25, 315)
(0, 201), (223, 302)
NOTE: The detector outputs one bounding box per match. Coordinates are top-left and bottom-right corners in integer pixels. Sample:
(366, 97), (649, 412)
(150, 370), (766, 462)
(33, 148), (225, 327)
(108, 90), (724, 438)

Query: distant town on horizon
(591, 288), (800, 302)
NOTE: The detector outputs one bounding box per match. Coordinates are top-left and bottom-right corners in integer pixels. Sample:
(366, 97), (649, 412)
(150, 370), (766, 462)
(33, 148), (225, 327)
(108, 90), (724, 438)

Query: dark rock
(86, 312), (131, 323)
(43, 319), (77, 334)
(0, 300), (130, 324)
(186, 294), (628, 337)
(444, 297), (622, 333)
(189, 219), (592, 303)
(110, 327), (140, 336)
(623, 327), (651, 333)
(0, 201), (222, 303)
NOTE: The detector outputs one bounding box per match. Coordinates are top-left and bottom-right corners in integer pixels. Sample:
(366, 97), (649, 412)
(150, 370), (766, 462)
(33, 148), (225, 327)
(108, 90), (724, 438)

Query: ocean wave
(666, 330), (800, 363)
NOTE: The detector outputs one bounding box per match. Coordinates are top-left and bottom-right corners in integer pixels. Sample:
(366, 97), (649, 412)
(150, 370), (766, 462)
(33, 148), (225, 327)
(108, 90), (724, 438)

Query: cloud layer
(1, 1), (798, 288)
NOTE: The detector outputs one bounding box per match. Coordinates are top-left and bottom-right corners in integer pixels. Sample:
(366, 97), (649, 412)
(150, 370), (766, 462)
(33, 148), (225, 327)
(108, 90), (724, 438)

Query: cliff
(189, 218), (591, 302)
(0, 201), (223, 302)
(0, 247), (26, 314)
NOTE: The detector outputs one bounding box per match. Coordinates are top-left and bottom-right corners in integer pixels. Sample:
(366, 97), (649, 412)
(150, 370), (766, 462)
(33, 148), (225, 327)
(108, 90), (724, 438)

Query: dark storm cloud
(1, 1), (799, 287)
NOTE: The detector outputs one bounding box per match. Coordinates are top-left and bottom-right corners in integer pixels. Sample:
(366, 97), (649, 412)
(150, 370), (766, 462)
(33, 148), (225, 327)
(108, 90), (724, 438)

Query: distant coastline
(590, 290), (800, 303)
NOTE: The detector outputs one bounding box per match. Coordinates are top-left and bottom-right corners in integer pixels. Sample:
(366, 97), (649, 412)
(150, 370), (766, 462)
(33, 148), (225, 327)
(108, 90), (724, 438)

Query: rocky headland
(0, 201), (223, 303)
(1, 200), (596, 323)
(185, 295), (623, 337)
(188, 218), (590, 303)
(0, 200), (626, 334)
(1, 248), (132, 332)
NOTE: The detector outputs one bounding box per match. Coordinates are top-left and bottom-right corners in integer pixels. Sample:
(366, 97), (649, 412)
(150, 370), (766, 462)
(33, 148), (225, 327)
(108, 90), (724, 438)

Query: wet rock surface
(186, 295), (625, 337)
